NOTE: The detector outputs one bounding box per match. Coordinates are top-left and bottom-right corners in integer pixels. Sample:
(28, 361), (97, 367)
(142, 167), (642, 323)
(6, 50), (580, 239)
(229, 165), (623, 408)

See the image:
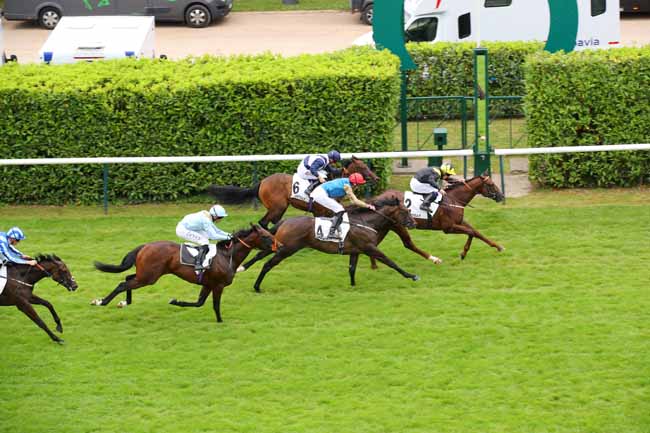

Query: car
(2, 0), (233, 30)
(350, 0), (373, 25)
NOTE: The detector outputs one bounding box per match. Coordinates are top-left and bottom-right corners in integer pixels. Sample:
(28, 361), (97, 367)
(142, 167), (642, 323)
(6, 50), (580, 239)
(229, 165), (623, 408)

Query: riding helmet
(349, 173), (366, 185)
(327, 150), (341, 163)
(7, 227), (25, 241)
(209, 204), (228, 219)
(440, 162), (456, 176)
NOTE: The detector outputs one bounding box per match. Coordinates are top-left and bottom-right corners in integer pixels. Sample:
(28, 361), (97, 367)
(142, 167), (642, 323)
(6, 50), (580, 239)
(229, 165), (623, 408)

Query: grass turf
(1, 187), (649, 433)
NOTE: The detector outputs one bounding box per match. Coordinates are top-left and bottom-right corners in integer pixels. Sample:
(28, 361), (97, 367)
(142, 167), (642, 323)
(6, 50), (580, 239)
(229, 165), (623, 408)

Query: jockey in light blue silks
(0, 227), (37, 268)
(176, 205), (232, 271)
(297, 150), (342, 196)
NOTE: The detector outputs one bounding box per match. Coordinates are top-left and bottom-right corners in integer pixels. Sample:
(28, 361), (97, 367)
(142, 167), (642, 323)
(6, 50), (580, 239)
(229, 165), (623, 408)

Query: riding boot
(420, 193), (436, 211)
(328, 211), (345, 239)
(194, 245), (210, 272)
(304, 180), (320, 196)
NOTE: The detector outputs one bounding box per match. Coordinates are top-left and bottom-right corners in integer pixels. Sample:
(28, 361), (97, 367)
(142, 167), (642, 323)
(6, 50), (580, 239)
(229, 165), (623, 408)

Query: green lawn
(1, 186), (649, 433)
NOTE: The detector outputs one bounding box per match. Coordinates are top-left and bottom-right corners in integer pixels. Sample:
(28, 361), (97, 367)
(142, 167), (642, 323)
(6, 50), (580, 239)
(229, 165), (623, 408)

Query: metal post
(473, 48), (491, 176)
(400, 71), (409, 167)
(499, 155), (506, 204)
(102, 163), (109, 215)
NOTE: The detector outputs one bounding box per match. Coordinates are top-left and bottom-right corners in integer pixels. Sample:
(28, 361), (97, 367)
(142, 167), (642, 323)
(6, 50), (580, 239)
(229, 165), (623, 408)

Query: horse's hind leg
(448, 220), (504, 259)
(98, 274), (145, 306)
(349, 254), (360, 286)
(15, 299), (62, 343)
(253, 248), (300, 293)
(461, 236), (474, 260)
(29, 294), (63, 333)
(169, 285), (210, 307)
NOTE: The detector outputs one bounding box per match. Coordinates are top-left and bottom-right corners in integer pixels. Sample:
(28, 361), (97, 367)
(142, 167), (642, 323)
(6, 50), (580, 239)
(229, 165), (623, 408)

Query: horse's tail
(207, 183), (260, 204)
(94, 245), (145, 273)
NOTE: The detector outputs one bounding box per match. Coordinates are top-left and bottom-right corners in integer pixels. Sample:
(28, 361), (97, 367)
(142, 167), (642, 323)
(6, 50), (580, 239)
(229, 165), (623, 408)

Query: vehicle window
(458, 13), (471, 39)
(484, 0), (512, 6)
(405, 17), (439, 43)
(591, 0), (606, 16)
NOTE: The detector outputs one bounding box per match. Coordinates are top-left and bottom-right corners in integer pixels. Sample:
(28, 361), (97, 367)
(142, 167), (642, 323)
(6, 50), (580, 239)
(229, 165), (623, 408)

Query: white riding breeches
(297, 163), (327, 181)
(410, 178), (438, 194)
(311, 187), (345, 214)
(176, 223), (209, 245)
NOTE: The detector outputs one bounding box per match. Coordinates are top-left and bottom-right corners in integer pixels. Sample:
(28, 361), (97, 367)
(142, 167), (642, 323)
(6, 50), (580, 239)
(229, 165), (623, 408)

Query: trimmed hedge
(0, 47), (401, 204)
(405, 41), (543, 118)
(525, 47), (650, 188)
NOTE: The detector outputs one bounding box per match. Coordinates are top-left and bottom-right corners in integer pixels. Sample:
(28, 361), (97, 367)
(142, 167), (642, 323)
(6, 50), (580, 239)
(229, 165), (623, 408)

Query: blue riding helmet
(7, 227), (25, 241)
(327, 150), (341, 163)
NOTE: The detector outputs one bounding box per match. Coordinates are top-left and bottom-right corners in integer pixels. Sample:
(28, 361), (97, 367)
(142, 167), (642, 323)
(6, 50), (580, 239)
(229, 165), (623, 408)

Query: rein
(0, 262), (53, 289)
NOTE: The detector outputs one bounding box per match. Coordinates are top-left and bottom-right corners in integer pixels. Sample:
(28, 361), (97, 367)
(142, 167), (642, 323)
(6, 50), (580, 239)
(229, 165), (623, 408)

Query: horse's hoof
(55, 338), (65, 345)
(236, 265), (246, 273)
(428, 256), (443, 265)
(116, 300), (128, 308)
(169, 298), (177, 305)
(412, 275), (420, 281)
(498, 246), (505, 252)
(460, 254), (466, 261)
(254, 287), (262, 293)
(90, 298), (103, 306)
(56, 324), (63, 333)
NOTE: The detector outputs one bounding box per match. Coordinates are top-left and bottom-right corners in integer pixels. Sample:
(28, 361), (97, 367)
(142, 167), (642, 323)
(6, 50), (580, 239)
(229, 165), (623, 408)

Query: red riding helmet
(349, 173), (366, 185)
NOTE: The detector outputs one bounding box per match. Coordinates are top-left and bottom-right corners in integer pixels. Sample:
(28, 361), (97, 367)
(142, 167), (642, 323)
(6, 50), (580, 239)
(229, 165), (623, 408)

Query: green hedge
(405, 41), (543, 118)
(0, 47), (400, 204)
(525, 47), (650, 188)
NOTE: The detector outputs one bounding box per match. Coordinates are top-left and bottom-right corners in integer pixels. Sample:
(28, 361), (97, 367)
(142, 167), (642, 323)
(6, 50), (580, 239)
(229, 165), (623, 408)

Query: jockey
(311, 173), (375, 239)
(298, 150), (343, 196)
(0, 227), (37, 267)
(410, 162), (457, 211)
(176, 205), (232, 271)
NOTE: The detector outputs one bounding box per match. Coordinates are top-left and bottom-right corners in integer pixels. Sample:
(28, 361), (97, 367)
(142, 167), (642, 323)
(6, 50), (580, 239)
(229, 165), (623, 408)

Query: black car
(351, 0), (373, 25)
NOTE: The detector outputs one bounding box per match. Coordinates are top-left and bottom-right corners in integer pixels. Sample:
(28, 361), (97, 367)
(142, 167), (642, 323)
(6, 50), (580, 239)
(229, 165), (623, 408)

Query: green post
(102, 164), (109, 215)
(400, 72), (409, 167)
(473, 48), (491, 176)
(429, 128), (447, 167)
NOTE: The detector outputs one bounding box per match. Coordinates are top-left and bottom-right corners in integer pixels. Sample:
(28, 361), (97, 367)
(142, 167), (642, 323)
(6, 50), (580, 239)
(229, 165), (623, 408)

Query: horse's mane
(216, 227), (254, 247)
(444, 176), (480, 192)
(34, 254), (61, 263)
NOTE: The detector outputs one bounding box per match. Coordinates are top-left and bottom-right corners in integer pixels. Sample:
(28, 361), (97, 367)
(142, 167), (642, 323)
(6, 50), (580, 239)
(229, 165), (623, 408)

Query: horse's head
(478, 175), (505, 203)
(242, 224), (281, 252)
(36, 255), (78, 291)
(343, 156), (379, 183)
(375, 196), (416, 229)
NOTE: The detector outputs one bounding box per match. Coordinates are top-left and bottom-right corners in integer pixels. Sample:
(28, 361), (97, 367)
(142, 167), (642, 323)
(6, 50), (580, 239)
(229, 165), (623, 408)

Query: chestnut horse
(92, 225), (277, 324)
(207, 156), (379, 229)
(238, 197), (421, 291)
(0, 255), (78, 344)
(371, 175), (505, 266)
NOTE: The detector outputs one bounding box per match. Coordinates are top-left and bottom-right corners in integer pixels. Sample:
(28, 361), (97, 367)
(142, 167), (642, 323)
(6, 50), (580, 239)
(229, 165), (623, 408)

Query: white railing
(495, 143), (650, 156)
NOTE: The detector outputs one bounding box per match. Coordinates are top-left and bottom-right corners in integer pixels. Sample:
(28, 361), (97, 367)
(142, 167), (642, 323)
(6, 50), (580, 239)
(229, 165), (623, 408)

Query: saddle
(0, 265), (7, 295)
(314, 213), (351, 243)
(179, 244), (218, 268)
(404, 191), (440, 219)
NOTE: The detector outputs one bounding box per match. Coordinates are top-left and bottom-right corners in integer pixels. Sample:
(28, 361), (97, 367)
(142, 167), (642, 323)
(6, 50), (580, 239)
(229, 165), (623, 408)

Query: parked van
(2, 0), (233, 29)
(355, 0), (620, 51)
(620, 0), (650, 12)
(38, 16), (156, 64)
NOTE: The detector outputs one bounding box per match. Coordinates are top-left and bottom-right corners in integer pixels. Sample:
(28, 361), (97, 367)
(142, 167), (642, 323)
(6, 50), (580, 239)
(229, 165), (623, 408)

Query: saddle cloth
(290, 173), (312, 202)
(404, 191), (440, 219)
(179, 244), (218, 268)
(0, 266), (6, 295)
(314, 213), (351, 243)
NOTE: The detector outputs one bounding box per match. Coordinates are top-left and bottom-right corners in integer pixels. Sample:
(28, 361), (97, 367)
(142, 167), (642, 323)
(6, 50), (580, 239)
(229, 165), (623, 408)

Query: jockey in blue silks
(297, 150), (343, 196)
(0, 227), (37, 267)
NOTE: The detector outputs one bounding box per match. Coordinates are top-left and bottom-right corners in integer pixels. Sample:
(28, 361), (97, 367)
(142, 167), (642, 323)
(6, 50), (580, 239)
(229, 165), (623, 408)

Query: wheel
(361, 4), (373, 25)
(185, 5), (211, 28)
(8, 54), (17, 63)
(38, 7), (61, 30)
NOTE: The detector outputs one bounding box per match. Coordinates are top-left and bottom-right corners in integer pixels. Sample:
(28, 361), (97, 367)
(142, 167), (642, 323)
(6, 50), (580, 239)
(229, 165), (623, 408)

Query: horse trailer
(2, 0), (233, 29)
(38, 16), (156, 64)
(355, 0), (620, 51)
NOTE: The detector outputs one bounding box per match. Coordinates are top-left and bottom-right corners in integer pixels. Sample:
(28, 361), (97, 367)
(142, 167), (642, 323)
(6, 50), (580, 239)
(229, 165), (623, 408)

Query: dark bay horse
(238, 197), (420, 292)
(0, 255), (78, 343)
(92, 225), (277, 324)
(372, 175), (505, 263)
(207, 156), (379, 229)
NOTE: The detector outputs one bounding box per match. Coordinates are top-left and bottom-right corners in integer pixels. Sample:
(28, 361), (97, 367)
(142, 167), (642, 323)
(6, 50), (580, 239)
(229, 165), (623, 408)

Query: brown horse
(372, 175), (505, 264)
(0, 255), (78, 344)
(238, 197), (421, 291)
(207, 156), (379, 229)
(92, 225), (277, 323)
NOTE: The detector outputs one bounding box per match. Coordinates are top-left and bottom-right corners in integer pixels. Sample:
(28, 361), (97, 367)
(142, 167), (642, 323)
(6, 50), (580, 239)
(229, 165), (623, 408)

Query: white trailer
(356, 0), (620, 51)
(38, 16), (157, 64)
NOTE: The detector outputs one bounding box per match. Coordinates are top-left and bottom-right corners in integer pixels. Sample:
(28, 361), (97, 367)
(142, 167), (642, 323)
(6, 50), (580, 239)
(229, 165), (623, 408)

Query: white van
(38, 16), (156, 64)
(355, 0), (620, 51)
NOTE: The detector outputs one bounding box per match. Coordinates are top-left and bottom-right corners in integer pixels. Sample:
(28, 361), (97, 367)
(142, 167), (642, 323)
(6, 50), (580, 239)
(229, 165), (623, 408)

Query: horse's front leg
(349, 253), (359, 286)
(238, 249), (274, 273)
(363, 245), (419, 281)
(29, 294), (63, 333)
(169, 285), (210, 307)
(15, 299), (63, 343)
(392, 225), (442, 264)
(253, 247), (299, 293)
(447, 220), (504, 259)
(211, 284), (226, 323)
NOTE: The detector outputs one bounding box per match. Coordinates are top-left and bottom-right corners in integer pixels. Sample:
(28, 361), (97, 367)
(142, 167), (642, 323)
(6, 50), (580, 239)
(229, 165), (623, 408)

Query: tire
(39, 7), (61, 30)
(9, 55), (18, 63)
(185, 4), (211, 28)
(361, 4), (373, 26)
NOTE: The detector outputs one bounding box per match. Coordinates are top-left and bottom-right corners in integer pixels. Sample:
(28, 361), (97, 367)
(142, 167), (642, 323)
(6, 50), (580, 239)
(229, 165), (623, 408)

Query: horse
(92, 224), (278, 324)
(372, 175), (505, 264)
(207, 156), (379, 229)
(238, 197), (421, 292)
(0, 255), (78, 344)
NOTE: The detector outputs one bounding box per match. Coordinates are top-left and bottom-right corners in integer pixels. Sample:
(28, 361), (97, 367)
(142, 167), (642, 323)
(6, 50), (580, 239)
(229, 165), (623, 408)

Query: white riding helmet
(209, 204), (228, 219)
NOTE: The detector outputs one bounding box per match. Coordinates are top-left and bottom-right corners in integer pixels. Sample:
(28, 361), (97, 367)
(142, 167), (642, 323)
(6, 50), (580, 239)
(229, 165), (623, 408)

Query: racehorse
(372, 175), (505, 264)
(238, 197), (421, 292)
(207, 156), (379, 229)
(0, 255), (78, 344)
(92, 224), (278, 324)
